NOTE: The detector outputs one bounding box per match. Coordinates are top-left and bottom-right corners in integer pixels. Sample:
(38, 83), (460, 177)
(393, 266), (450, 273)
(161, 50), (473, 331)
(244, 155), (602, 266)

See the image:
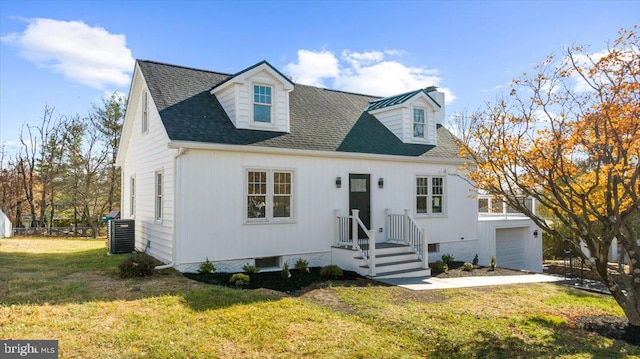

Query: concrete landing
(377, 274), (563, 291)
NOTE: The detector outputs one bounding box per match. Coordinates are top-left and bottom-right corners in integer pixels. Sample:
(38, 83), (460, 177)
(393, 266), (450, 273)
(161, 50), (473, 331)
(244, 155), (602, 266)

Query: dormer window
(413, 108), (425, 138)
(211, 60), (294, 132)
(253, 85), (272, 123)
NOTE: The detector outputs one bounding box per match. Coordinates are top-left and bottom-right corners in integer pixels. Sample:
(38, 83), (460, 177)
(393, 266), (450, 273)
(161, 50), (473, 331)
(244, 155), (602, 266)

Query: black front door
(349, 174), (371, 239)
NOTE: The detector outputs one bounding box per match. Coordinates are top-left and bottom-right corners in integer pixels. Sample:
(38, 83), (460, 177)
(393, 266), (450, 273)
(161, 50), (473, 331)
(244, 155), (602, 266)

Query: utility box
(108, 219), (135, 254)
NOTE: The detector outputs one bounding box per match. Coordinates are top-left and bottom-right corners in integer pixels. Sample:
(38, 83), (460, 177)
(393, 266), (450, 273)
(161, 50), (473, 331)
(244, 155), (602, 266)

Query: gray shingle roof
(138, 60), (462, 159)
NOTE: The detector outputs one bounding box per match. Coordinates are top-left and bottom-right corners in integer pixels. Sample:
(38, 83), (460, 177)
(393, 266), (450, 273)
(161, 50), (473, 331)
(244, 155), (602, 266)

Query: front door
(349, 174), (371, 239)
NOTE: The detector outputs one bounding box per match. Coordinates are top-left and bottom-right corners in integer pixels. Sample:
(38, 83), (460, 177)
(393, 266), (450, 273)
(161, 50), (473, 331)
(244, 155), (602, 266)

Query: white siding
(174, 149), (478, 269)
(373, 107), (405, 142)
(216, 85), (237, 126)
(120, 79), (175, 264)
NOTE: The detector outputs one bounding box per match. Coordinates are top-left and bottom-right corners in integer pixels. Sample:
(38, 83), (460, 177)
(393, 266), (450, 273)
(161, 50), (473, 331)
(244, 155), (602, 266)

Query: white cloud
(284, 49), (455, 104)
(282, 49), (339, 87)
(1, 18), (135, 89)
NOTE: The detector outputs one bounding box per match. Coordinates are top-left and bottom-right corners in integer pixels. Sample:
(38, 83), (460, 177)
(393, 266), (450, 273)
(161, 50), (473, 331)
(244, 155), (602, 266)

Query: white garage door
(496, 228), (526, 270)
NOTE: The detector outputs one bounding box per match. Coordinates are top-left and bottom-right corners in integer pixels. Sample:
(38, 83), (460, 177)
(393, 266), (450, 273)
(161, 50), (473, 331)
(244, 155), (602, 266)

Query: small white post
(502, 197), (508, 219)
(422, 227), (429, 269)
(531, 197), (537, 216)
(403, 209), (411, 245)
(333, 209), (340, 246)
(368, 229), (376, 276)
(385, 208), (390, 241)
(351, 209), (359, 250)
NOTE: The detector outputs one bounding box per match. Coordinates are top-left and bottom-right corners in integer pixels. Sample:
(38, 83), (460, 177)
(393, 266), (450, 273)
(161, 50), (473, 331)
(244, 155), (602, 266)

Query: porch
(331, 209), (431, 279)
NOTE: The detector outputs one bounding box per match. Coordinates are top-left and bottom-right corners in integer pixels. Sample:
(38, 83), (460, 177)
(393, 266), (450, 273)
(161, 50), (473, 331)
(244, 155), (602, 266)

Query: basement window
(255, 256), (280, 269)
(428, 243), (440, 253)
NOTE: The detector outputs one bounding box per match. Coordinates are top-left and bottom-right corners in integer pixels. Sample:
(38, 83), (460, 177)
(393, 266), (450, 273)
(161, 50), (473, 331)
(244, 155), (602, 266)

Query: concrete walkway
(378, 274), (564, 291)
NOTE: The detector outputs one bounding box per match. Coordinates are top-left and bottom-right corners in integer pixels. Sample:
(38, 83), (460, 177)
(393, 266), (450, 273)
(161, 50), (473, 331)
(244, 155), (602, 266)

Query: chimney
(425, 88), (445, 126)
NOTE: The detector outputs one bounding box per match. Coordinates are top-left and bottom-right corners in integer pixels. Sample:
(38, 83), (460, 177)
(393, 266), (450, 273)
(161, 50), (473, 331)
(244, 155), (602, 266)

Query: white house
(0, 210), (12, 238)
(115, 60), (542, 278)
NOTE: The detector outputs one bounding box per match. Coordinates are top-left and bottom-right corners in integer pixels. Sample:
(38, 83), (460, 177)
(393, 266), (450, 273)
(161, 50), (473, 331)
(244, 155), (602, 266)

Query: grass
(1, 237), (639, 358)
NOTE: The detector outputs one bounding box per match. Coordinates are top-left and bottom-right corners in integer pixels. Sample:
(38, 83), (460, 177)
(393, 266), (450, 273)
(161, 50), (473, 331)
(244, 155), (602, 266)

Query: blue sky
(1, 0), (638, 154)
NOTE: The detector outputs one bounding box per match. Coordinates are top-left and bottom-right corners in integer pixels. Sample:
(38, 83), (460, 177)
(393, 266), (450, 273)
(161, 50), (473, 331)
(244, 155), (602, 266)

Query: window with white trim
(155, 171), (163, 220)
(130, 177), (135, 216)
(413, 108), (425, 138)
(247, 169), (293, 221)
(253, 85), (272, 123)
(142, 91), (149, 133)
(417, 176), (445, 215)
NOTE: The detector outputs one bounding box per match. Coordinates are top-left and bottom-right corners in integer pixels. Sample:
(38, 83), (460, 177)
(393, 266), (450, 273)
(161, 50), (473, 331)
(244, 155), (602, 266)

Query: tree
(93, 92), (125, 213)
(61, 114), (110, 237)
(458, 26), (640, 326)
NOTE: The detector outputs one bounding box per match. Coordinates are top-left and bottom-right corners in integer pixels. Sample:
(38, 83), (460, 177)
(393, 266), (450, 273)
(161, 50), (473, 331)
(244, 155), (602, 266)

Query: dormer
(366, 87), (445, 145)
(211, 61), (295, 133)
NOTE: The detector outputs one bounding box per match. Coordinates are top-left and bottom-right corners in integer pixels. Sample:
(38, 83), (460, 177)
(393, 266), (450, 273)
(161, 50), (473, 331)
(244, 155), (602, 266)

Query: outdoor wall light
(335, 177), (342, 188)
(378, 178), (384, 188)
(533, 229), (539, 238)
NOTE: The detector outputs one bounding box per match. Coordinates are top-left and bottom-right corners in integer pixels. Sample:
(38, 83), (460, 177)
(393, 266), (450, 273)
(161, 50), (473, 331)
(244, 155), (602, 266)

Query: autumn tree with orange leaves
(458, 26), (640, 327)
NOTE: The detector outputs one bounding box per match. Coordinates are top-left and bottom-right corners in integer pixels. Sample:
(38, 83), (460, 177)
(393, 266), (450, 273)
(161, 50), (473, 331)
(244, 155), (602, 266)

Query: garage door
(496, 228), (526, 270)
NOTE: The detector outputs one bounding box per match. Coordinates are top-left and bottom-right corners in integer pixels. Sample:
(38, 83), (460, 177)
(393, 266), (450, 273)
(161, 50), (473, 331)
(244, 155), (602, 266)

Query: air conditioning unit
(108, 219), (135, 254)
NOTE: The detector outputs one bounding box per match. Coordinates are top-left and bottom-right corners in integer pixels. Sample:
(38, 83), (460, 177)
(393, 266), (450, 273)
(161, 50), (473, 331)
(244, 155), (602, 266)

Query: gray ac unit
(108, 219), (135, 254)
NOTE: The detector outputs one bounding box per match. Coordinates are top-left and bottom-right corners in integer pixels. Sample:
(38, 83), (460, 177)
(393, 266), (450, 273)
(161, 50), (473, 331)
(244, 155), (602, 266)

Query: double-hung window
(247, 169), (293, 221)
(253, 85), (272, 123)
(130, 177), (135, 216)
(142, 91), (149, 133)
(416, 176), (445, 215)
(155, 171), (163, 221)
(413, 108), (425, 138)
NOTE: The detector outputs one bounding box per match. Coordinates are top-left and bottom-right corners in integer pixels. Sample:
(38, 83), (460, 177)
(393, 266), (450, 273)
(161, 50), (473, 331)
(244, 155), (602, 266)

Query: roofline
(367, 88), (442, 111)
(424, 91), (442, 108)
(167, 140), (468, 165)
(137, 59), (233, 77)
(211, 60), (295, 91)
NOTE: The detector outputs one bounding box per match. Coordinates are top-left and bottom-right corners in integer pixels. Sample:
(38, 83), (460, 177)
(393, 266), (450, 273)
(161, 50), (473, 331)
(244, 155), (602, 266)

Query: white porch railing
(334, 209), (377, 276)
(478, 194), (536, 219)
(385, 209), (429, 269)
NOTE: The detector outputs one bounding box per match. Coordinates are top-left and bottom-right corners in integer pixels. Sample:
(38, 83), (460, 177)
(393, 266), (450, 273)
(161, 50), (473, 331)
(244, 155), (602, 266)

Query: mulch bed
(431, 261), (534, 278)
(576, 316), (640, 347)
(184, 267), (367, 293)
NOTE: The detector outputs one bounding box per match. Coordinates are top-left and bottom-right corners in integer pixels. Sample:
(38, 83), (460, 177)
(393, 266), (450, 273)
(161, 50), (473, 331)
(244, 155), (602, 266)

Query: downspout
(155, 147), (187, 270)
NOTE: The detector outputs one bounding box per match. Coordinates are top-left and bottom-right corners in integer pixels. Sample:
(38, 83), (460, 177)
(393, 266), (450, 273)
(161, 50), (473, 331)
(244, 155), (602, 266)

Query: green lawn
(1, 238), (638, 358)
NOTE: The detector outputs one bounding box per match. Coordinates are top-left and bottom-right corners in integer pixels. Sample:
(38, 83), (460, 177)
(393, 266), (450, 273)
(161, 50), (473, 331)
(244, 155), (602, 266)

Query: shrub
(198, 257), (216, 274)
(472, 254), (479, 266)
(118, 252), (157, 278)
(242, 263), (259, 274)
(281, 261), (291, 279)
(432, 260), (448, 272)
(490, 256), (497, 270)
(320, 265), (344, 279)
(230, 273), (250, 287)
(294, 258), (309, 272)
(463, 262), (474, 271)
(441, 253), (455, 266)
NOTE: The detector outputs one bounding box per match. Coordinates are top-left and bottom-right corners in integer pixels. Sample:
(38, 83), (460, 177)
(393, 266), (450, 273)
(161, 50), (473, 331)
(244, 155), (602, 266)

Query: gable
(116, 62), (170, 167)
